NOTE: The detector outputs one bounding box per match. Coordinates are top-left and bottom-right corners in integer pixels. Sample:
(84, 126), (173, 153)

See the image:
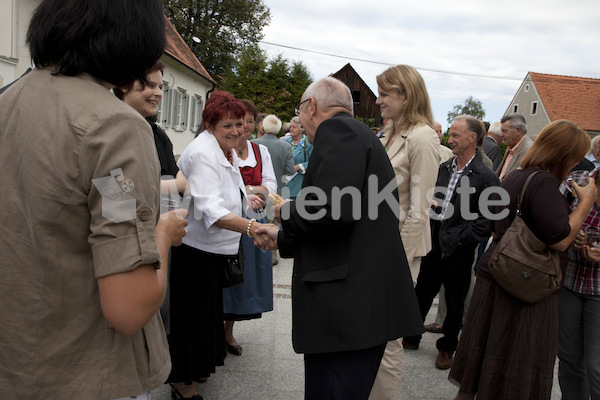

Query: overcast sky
(258, 0), (600, 131)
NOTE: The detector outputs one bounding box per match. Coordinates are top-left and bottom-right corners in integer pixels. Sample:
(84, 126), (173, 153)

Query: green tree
(288, 62), (312, 106)
(447, 96), (486, 125)
(220, 46), (313, 123)
(163, 0), (271, 78)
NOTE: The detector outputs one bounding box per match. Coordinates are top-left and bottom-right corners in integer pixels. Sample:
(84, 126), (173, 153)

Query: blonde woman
(369, 64), (441, 400)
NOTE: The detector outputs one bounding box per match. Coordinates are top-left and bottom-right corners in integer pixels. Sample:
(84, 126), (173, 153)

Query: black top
(478, 167), (571, 277)
(151, 122), (179, 178)
(277, 113), (423, 354)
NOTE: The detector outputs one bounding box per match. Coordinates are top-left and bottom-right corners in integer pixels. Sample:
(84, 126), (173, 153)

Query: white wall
(160, 56), (213, 156)
(505, 74), (551, 139)
(0, 0), (39, 87)
(0, 0), (211, 158)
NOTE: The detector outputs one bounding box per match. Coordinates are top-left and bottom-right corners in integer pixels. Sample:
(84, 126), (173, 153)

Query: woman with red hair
(167, 91), (274, 399)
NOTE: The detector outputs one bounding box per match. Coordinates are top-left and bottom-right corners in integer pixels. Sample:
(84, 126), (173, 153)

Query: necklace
(236, 145), (247, 156)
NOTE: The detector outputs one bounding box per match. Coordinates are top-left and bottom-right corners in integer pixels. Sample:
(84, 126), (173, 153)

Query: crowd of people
(1, 1), (599, 400)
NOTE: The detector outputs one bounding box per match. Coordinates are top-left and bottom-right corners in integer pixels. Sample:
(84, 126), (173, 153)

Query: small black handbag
(222, 238), (244, 288)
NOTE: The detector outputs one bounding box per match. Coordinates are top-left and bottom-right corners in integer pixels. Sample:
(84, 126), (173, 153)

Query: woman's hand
(573, 178), (598, 206)
(251, 223), (279, 250)
(572, 229), (587, 250)
(247, 194), (266, 211)
(157, 208), (189, 247)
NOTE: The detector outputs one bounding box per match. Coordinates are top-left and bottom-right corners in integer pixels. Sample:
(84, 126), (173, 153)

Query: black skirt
(168, 244), (227, 383)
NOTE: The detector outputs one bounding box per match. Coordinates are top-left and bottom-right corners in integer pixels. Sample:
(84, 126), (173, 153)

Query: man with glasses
(256, 77), (422, 399)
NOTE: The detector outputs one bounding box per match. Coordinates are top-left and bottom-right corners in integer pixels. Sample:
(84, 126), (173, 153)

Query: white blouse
(234, 140), (277, 194)
(177, 130), (247, 255)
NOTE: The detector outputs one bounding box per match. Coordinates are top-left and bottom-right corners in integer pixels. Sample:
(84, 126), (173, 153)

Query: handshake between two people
(249, 192), (292, 251)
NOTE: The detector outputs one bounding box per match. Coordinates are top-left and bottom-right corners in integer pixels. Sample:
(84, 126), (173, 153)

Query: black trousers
(408, 222), (475, 353)
(304, 343), (386, 400)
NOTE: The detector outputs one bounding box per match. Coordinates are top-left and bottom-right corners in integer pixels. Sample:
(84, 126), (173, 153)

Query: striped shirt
(565, 202), (600, 295)
(439, 155), (475, 220)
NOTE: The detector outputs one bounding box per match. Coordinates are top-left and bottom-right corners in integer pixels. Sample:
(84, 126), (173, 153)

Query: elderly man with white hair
(252, 114), (295, 265)
(252, 115), (294, 196)
(256, 77), (422, 399)
(585, 135), (600, 169)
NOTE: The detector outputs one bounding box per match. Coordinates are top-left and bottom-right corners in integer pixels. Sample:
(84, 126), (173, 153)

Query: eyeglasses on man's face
(294, 98), (310, 116)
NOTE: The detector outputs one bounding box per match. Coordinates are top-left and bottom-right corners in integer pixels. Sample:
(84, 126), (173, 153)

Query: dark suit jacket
(483, 136), (502, 170)
(433, 151), (500, 256)
(277, 113), (423, 354)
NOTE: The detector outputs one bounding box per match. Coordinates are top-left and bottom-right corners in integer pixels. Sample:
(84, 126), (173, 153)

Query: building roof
(331, 63), (377, 98)
(530, 72), (600, 131)
(164, 17), (215, 85)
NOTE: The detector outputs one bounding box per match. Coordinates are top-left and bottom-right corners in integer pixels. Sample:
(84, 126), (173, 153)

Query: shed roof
(332, 63), (377, 98)
(530, 72), (600, 131)
(164, 17), (215, 85)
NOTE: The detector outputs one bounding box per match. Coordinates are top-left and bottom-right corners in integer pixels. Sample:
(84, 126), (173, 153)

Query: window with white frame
(158, 81), (172, 129)
(531, 101), (538, 115)
(172, 87), (189, 132)
(189, 95), (204, 133)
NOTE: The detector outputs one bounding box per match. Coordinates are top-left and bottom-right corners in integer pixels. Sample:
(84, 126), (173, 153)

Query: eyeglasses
(294, 98), (310, 116)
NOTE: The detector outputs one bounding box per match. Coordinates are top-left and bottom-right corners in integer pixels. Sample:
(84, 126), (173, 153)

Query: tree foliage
(447, 96), (486, 125)
(219, 45), (313, 123)
(163, 0), (271, 78)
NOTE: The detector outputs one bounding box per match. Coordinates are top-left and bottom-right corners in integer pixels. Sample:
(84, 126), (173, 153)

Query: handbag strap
(516, 170), (542, 216)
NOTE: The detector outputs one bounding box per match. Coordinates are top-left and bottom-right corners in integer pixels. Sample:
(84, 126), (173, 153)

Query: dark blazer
(277, 113), (423, 354)
(483, 136), (502, 171)
(432, 151), (500, 257)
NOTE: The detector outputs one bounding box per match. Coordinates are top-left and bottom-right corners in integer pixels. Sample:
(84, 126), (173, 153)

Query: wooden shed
(331, 63), (382, 128)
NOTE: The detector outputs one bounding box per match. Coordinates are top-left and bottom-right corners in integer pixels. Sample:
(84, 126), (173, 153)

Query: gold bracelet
(246, 218), (256, 237)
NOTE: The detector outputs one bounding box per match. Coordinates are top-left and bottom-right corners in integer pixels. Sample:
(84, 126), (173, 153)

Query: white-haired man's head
(487, 121), (502, 142)
(297, 77), (354, 143)
(262, 114), (282, 135)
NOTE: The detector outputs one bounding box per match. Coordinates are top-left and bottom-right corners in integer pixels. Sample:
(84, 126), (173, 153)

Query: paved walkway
(152, 256), (562, 400)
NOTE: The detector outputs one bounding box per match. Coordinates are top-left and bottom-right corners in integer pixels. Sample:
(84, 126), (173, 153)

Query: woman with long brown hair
(370, 64), (441, 399)
(450, 120), (598, 399)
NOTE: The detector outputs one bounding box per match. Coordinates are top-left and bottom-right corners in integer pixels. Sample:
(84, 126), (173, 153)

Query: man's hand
(253, 224), (280, 250)
(581, 245), (600, 263)
(272, 200), (292, 223)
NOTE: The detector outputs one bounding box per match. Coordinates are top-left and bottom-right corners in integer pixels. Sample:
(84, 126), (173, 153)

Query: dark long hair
(113, 60), (166, 100)
(27, 0), (166, 86)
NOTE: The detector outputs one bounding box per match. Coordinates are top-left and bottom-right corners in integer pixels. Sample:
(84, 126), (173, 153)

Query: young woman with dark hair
(0, 1), (188, 399)
(27, 0), (165, 86)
